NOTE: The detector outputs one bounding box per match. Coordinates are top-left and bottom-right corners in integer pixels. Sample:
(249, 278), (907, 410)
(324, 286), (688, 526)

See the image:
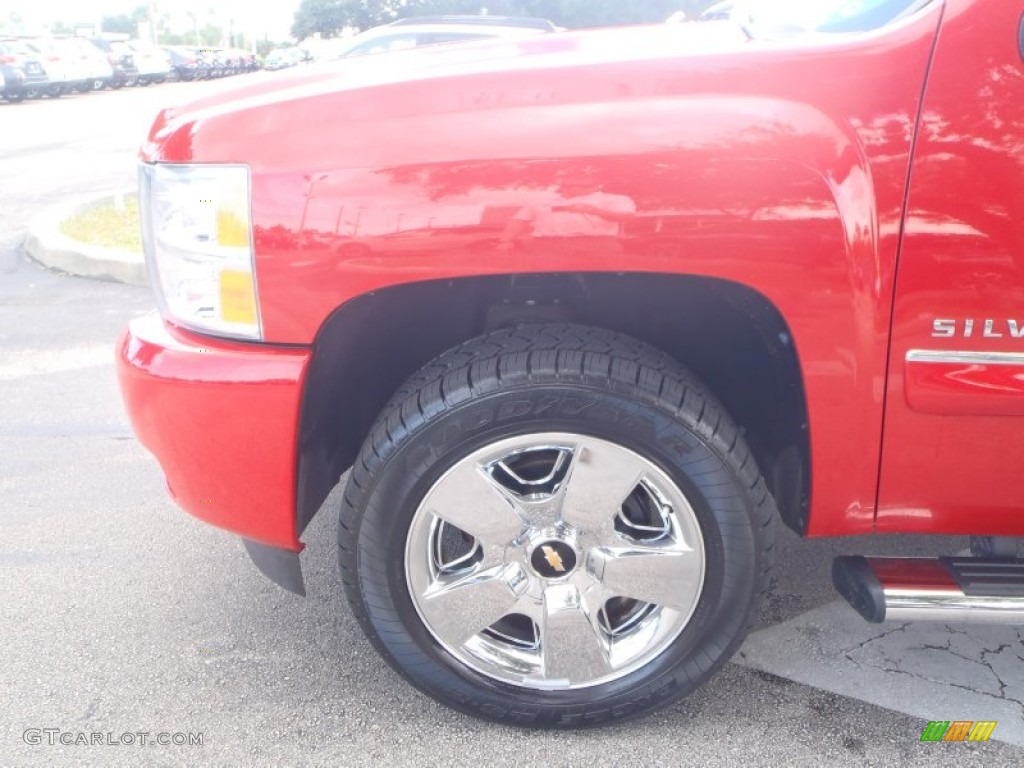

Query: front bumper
(117, 313), (311, 560)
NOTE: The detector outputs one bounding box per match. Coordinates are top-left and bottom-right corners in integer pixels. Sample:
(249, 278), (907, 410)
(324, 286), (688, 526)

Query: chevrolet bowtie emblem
(541, 545), (567, 573)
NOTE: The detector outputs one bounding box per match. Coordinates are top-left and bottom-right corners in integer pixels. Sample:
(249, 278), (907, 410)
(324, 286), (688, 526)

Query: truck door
(879, 0), (1024, 533)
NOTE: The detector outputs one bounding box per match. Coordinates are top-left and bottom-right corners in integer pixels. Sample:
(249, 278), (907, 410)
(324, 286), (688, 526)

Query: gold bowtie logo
(542, 545), (566, 573)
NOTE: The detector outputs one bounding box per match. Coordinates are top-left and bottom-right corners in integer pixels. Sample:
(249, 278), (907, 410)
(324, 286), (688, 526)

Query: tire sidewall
(351, 382), (761, 724)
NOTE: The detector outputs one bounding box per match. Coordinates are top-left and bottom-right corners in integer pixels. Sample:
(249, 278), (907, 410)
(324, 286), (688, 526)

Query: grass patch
(61, 197), (142, 251)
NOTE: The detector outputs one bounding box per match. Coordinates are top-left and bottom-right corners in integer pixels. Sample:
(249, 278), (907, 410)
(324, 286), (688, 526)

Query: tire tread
(338, 323), (777, 726)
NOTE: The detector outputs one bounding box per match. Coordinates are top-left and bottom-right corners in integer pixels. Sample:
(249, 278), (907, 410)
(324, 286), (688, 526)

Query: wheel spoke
(560, 442), (648, 538)
(540, 583), (612, 683)
(419, 564), (529, 648)
(422, 461), (526, 547)
(590, 545), (702, 610)
(407, 431), (708, 691)
(487, 444), (577, 528)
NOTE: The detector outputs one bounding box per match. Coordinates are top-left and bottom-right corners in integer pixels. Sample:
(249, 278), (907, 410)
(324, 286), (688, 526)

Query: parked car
(264, 47), (310, 70)
(391, 14), (557, 31)
(223, 48), (259, 73)
(126, 41), (172, 85)
(120, 0), (1022, 729)
(163, 46), (212, 81)
(0, 39), (48, 101)
(19, 38), (84, 96)
(87, 37), (139, 87)
(59, 36), (115, 91)
(317, 15), (554, 60)
(698, 1), (738, 21)
(191, 47), (232, 78)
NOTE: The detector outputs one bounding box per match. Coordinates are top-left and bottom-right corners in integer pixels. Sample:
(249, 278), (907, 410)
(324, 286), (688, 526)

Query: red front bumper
(117, 313), (311, 551)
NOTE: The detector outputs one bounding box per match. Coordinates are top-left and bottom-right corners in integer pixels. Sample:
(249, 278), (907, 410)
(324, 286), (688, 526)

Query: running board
(833, 555), (1024, 624)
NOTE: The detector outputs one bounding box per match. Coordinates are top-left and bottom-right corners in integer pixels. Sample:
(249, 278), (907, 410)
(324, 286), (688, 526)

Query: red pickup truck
(117, 0), (1024, 726)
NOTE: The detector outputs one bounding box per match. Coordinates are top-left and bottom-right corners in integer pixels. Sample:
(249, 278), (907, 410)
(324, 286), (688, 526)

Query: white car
(264, 47), (312, 70)
(20, 39), (81, 95)
(126, 41), (172, 84)
(316, 15), (555, 61)
(58, 37), (115, 90)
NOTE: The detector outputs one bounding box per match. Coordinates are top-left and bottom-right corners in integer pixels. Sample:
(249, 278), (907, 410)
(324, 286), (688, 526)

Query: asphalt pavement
(1, 82), (1020, 766)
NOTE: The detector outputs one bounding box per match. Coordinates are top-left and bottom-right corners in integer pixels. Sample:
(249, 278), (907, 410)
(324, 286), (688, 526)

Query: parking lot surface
(1, 84), (1020, 766)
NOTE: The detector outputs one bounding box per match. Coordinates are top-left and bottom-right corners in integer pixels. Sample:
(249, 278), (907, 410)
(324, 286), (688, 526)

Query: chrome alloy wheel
(405, 433), (706, 690)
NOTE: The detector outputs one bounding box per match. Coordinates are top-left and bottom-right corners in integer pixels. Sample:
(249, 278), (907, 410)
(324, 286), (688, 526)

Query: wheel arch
(296, 272), (810, 538)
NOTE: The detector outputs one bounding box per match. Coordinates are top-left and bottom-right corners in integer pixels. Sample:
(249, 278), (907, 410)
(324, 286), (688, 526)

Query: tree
(255, 38), (280, 57)
(102, 14), (136, 35)
(0, 12), (23, 35)
(199, 23), (223, 46)
(291, 0), (399, 40)
(102, 5), (150, 36)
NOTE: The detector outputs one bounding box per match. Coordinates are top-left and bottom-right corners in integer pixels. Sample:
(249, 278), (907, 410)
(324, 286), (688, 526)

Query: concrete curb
(24, 193), (147, 286)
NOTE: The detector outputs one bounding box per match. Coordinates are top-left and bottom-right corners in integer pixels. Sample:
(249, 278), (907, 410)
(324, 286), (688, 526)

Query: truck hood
(143, 22), (753, 158)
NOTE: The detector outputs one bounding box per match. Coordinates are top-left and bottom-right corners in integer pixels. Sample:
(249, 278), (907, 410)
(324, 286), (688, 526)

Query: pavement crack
(978, 643), (1016, 710)
(981, 642), (1012, 656)
(848, 628), (1024, 719)
(857, 659), (1024, 715)
(920, 635), (981, 666)
(838, 622), (911, 656)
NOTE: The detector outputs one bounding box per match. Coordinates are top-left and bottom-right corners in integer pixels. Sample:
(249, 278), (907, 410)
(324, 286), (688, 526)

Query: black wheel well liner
(296, 272), (810, 537)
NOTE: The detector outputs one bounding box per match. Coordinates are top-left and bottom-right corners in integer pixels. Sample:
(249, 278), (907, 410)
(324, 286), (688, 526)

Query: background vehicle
(19, 38), (85, 96)
(214, 48), (256, 75)
(316, 15), (554, 60)
(160, 46), (257, 80)
(88, 37), (138, 88)
(164, 46), (210, 80)
(195, 47), (234, 78)
(119, 0), (1024, 728)
(0, 40), (48, 101)
(698, 1), (738, 20)
(264, 47), (311, 70)
(699, 0), (934, 33)
(223, 48), (259, 74)
(59, 36), (114, 91)
(126, 41), (172, 85)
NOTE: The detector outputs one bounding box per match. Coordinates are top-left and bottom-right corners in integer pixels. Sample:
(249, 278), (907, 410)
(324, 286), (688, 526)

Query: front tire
(339, 324), (775, 727)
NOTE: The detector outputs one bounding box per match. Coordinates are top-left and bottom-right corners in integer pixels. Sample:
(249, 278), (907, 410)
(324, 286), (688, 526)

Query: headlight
(139, 163), (262, 340)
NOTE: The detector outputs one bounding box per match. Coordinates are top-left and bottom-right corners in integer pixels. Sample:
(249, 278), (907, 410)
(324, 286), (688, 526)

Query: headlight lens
(139, 163), (262, 340)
